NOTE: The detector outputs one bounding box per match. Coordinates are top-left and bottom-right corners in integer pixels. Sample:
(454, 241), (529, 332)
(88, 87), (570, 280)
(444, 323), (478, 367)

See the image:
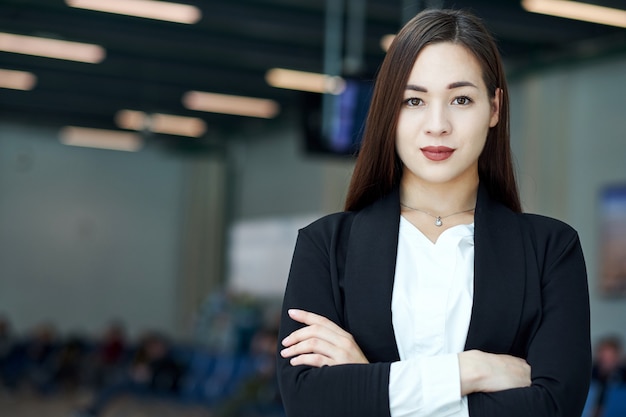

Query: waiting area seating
(582, 382), (626, 417)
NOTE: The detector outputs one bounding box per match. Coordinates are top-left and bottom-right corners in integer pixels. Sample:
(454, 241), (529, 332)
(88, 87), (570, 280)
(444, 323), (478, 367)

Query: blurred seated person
(0, 315), (13, 357)
(213, 326), (284, 417)
(73, 331), (185, 417)
(0, 315), (16, 389)
(20, 322), (59, 393)
(83, 321), (128, 388)
(54, 334), (89, 391)
(590, 335), (626, 417)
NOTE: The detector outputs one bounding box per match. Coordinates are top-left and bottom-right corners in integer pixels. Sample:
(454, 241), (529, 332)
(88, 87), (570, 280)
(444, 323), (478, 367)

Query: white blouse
(389, 216), (475, 417)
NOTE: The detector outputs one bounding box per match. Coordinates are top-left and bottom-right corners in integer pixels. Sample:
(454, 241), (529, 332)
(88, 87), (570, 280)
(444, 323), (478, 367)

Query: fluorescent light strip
(265, 68), (346, 95)
(150, 113), (206, 137)
(115, 109), (147, 131)
(380, 34), (396, 52)
(60, 126), (143, 152)
(183, 91), (280, 119)
(115, 109), (207, 137)
(522, 0), (626, 28)
(0, 68), (37, 90)
(0, 32), (105, 63)
(66, 0), (201, 24)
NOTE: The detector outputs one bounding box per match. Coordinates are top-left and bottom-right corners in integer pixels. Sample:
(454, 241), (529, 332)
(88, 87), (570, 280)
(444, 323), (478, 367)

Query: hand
(280, 309), (369, 367)
(459, 350), (531, 395)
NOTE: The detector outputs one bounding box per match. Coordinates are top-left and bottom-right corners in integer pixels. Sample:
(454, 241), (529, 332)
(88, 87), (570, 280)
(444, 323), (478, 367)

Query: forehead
(406, 42), (485, 89)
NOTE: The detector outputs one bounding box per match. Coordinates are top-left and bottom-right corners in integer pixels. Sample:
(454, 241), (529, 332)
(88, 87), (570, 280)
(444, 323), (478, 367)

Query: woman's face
(396, 42), (500, 188)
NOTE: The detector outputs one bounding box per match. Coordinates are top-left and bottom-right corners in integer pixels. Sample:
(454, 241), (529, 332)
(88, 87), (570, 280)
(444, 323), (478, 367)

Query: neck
(400, 176), (479, 215)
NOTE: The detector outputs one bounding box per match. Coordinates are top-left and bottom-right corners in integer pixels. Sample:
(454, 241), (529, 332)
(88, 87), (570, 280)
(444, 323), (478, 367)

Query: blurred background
(0, 0), (625, 416)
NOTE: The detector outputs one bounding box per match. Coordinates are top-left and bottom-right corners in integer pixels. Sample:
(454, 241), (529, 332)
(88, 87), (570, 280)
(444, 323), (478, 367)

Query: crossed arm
(280, 308), (531, 397)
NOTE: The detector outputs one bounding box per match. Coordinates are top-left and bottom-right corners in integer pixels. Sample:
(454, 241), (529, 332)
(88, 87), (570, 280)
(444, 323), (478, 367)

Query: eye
(404, 97), (423, 107)
(452, 96), (472, 105)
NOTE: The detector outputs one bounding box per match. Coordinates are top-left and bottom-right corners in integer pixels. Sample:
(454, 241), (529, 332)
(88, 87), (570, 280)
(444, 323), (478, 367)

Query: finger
(288, 353), (334, 368)
(287, 309), (349, 337)
(282, 323), (350, 348)
(287, 309), (332, 326)
(282, 324), (334, 346)
(280, 337), (338, 360)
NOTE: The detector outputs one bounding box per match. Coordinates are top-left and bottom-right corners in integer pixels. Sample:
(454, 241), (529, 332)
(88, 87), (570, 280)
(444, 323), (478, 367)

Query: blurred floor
(0, 389), (212, 417)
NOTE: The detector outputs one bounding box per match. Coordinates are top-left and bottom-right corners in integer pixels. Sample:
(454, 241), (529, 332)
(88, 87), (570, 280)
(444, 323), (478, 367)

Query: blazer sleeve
(276, 218), (393, 417)
(469, 220), (591, 417)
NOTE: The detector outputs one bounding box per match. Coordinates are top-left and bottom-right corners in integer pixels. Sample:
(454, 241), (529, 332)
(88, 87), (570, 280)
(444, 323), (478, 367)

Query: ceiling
(1, 0), (625, 147)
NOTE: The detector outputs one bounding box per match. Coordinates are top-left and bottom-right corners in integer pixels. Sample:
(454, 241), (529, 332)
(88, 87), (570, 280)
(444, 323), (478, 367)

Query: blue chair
(200, 354), (240, 404)
(602, 385), (626, 417)
(179, 349), (216, 404)
(222, 354), (257, 396)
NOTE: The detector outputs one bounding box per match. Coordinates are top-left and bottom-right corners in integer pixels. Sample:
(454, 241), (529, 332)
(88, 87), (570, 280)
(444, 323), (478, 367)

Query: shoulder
(298, 211), (356, 242)
(517, 212), (583, 266)
(518, 212), (579, 242)
(289, 212), (357, 274)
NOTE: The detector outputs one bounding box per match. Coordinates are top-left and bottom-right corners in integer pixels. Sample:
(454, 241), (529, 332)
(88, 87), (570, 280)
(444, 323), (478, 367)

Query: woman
(277, 8), (590, 417)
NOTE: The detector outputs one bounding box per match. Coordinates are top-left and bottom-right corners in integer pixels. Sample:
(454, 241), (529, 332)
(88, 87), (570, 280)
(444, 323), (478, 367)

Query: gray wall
(230, 121), (355, 220)
(0, 123), (185, 337)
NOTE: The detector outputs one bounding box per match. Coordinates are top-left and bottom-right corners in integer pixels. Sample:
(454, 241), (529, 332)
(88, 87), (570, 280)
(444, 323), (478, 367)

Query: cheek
(396, 111), (409, 134)
(454, 117), (488, 156)
(394, 126), (413, 165)
(396, 111), (421, 140)
(464, 109), (492, 145)
(395, 114), (410, 147)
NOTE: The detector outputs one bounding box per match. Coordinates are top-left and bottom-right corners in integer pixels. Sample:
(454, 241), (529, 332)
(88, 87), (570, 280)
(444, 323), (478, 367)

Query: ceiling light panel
(60, 126), (143, 152)
(183, 91), (280, 119)
(522, 0), (626, 28)
(66, 0), (202, 24)
(115, 110), (207, 137)
(265, 68), (346, 95)
(0, 68), (37, 90)
(0, 32), (105, 63)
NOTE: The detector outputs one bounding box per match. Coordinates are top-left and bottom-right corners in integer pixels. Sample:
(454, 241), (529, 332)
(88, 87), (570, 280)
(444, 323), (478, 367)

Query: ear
(489, 88), (502, 128)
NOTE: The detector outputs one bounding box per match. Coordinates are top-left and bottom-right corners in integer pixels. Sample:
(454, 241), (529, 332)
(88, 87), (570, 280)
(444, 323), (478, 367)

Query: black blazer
(277, 185), (591, 417)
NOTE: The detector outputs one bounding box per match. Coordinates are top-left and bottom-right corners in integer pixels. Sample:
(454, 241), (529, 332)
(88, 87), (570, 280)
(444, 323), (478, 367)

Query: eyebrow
(405, 81), (478, 92)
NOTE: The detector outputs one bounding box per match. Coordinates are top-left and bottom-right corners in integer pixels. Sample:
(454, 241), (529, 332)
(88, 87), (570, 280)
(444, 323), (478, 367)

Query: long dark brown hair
(344, 9), (521, 213)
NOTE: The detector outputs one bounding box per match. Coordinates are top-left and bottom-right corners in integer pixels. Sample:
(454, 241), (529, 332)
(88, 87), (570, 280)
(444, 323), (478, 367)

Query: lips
(421, 146), (454, 161)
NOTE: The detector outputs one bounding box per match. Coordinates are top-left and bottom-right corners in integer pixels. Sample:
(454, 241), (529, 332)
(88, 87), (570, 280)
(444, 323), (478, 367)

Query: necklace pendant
(435, 216), (443, 227)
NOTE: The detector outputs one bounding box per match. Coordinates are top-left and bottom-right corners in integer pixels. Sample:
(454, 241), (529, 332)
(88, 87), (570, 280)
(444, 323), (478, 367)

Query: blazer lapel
(465, 184), (526, 353)
(341, 185), (526, 361)
(343, 189), (401, 362)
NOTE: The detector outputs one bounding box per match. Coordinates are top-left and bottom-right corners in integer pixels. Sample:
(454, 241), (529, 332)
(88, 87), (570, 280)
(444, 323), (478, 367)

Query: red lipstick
(421, 146), (454, 161)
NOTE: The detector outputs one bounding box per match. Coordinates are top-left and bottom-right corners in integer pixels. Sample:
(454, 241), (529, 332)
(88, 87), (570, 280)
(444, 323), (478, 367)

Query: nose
(424, 104), (451, 136)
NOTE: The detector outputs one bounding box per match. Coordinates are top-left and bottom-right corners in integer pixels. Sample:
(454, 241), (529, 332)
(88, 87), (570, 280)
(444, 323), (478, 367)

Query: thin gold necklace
(400, 203), (475, 227)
